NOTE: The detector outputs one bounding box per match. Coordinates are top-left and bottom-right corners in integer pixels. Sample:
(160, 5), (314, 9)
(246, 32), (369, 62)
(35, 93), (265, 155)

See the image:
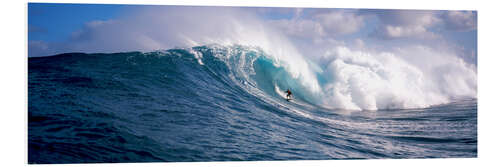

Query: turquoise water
(28, 45), (477, 163)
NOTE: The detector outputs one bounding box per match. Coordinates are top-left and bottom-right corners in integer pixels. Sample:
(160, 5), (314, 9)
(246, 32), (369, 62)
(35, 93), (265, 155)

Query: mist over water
(28, 46), (477, 163)
(29, 7), (477, 110)
(28, 6), (477, 163)
(316, 46), (476, 110)
(141, 7), (477, 111)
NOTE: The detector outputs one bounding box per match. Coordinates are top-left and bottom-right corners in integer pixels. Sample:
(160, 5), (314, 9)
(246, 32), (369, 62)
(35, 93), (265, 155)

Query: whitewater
(28, 7), (476, 163)
(31, 7), (476, 111)
(28, 44), (476, 163)
(111, 7), (477, 111)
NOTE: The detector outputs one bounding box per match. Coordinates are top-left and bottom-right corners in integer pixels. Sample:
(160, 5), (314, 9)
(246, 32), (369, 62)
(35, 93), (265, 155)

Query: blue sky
(28, 3), (125, 42)
(28, 3), (477, 65)
(26, 3), (479, 110)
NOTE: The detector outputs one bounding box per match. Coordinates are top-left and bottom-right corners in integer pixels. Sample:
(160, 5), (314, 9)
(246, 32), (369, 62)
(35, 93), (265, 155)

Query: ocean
(28, 45), (477, 163)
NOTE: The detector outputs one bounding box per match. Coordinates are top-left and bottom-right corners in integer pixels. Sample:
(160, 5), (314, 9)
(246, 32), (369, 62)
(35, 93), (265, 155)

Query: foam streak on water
(28, 45), (477, 163)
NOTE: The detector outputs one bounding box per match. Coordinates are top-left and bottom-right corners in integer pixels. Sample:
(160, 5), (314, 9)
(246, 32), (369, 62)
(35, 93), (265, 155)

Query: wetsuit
(286, 90), (292, 99)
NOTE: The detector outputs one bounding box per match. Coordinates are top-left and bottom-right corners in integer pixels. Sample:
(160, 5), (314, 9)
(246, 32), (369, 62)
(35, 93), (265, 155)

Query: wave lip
(155, 44), (477, 111)
(29, 44), (477, 111)
(28, 45), (477, 162)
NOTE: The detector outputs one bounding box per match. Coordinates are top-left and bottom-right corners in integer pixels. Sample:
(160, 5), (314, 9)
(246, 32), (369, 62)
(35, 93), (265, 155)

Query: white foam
(85, 7), (476, 111)
(318, 46), (476, 110)
(187, 48), (204, 65)
(169, 9), (476, 110)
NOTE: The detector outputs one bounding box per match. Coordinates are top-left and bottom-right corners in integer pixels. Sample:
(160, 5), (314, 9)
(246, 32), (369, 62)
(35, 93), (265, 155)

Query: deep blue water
(28, 45), (477, 164)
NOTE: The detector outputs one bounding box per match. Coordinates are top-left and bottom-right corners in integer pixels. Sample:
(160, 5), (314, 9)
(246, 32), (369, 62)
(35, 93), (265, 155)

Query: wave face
(28, 45), (477, 163)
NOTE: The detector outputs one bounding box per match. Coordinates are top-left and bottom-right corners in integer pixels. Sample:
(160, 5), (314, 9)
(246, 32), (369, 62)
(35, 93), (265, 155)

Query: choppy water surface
(28, 45), (477, 163)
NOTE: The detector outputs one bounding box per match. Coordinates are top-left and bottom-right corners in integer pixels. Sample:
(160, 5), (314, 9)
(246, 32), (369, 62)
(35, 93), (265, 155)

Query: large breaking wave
(33, 7), (477, 110)
(144, 44), (476, 111)
(123, 8), (479, 110)
(28, 45), (478, 163)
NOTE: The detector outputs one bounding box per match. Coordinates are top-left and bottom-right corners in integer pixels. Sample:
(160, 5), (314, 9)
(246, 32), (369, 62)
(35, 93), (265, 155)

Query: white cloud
(269, 19), (323, 38)
(269, 10), (365, 39)
(30, 6), (277, 56)
(28, 5), (315, 72)
(442, 11), (477, 31)
(28, 7), (476, 61)
(26, 6), (477, 110)
(313, 11), (365, 35)
(378, 24), (438, 39)
(372, 10), (441, 39)
(376, 10), (439, 27)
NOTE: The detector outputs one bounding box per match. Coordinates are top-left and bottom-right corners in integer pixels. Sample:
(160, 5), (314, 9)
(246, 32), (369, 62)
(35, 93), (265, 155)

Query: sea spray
(28, 46), (478, 163)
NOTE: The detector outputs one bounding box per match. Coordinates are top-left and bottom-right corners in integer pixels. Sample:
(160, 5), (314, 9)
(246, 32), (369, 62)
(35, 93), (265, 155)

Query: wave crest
(175, 44), (476, 111)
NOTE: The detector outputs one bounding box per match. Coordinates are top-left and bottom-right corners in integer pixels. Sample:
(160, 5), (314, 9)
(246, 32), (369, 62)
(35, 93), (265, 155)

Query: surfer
(285, 89), (292, 100)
